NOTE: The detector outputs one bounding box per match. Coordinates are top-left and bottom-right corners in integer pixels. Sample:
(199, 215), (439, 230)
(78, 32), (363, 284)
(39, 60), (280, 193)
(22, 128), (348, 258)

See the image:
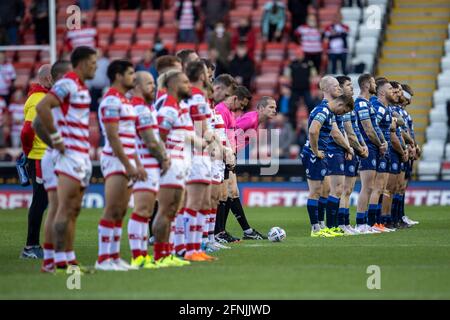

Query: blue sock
(376, 204), (382, 224)
(326, 196), (340, 228)
(338, 208), (346, 226)
(383, 214), (392, 224)
(318, 197), (327, 222)
(368, 204), (378, 226)
(391, 194), (399, 223)
(344, 208), (350, 225)
(307, 199), (319, 225)
(399, 194), (405, 218)
(356, 212), (365, 225)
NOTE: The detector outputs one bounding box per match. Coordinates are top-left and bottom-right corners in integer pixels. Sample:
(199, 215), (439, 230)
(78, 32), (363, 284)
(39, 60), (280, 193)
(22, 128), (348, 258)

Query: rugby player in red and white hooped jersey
(96, 60), (147, 271)
(152, 70), (212, 267)
(179, 60), (218, 262)
(127, 71), (170, 269)
(36, 46), (97, 272)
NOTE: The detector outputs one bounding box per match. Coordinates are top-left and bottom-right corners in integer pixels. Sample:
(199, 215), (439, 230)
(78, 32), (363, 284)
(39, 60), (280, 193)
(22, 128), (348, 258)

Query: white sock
(208, 209), (216, 242)
(98, 219), (114, 263)
(66, 250), (76, 262)
(54, 251), (67, 267)
(196, 210), (208, 250)
(141, 217), (149, 257)
(128, 213), (144, 259)
(184, 208), (197, 255)
(111, 221), (122, 261)
(173, 210), (186, 255)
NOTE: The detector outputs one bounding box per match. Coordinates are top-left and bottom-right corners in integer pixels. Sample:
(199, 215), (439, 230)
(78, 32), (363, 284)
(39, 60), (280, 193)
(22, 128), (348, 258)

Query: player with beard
(96, 60), (147, 271)
(153, 70), (212, 267)
(128, 71), (171, 269)
(36, 46), (97, 272)
(337, 76), (368, 235)
(354, 74), (387, 234)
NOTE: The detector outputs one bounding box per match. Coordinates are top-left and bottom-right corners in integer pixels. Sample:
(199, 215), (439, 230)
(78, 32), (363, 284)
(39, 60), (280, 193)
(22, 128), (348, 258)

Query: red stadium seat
(16, 51), (38, 63)
(259, 60), (282, 75)
(13, 62), (34, 76)
(287, 42), (299, 60)
(107, 45), (129, 60)
(135, 27), (156, 46)
(198, 43), (209, 58)
(22, 31), (36, 45)
(175, 43), (197, 53)
(112, 28), (135, 45)
(5, 51), (16, 62)
(162, 10), (175, 26)
(229, 9), (252, 28)
(40, 50), (50, 63)
(158, 27), (177, 47)
(130, 44), (151, 64)
(14, 74), (30, 90)
(265, 42), (286, 61)
(251, 8), (265, 27)
(255, 74), (278, 95)
(140, 10), (161, 28)
(96, 10), (117, 29)
(97, 28), (112, 47)
(254, 42), (264, 63)
(118, 10), (139, 29)
(234, 0), (255, 10)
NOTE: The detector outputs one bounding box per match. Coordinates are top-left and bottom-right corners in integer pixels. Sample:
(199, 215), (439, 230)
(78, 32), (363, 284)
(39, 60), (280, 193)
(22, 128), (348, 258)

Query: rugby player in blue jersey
(337, 76), (369, 235)
(301, 76), (354, 237)
(354, 74), (387, 234)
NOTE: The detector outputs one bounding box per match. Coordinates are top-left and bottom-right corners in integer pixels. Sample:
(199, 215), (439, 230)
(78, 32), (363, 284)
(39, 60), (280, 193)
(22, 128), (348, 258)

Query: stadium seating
(96, 10), (117, 29)
(140, 10), (161, 28)
(117, 10), (139, 29)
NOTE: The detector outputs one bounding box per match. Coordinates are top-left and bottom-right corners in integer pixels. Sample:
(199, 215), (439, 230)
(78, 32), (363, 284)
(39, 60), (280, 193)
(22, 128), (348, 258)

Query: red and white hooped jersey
(49, 72), (91, 157)
(131, 96), (160, 169)
(98, 87), (137, 159)
(211, 107), (228, 146)
(157, 94), (194, 160)
(154, 88), (168, 111)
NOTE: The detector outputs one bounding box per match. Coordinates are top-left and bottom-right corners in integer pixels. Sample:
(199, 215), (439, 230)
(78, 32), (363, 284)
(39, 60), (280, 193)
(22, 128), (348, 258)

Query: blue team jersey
(343, 110), (364, 145)
(402, 108), (415, 140)
(354, 97), (380, 150)
(373, 99), (392, 146)
(327, 114), (345, 154)
(303, 99), (335, 154)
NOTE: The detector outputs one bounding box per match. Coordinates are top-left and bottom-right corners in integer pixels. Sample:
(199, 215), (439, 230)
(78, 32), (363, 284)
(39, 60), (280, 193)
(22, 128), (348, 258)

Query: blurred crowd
(0, 0), (360, 161)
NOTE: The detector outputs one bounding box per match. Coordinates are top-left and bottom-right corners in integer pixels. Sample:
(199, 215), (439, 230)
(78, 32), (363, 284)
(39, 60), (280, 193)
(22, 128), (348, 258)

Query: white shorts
(160, 158), (190, 189)
(133, 167), (160, 194)
(187, 155), (212, 185)
(42, 149), (57, 191)
(211, 159), (225, 185)
(54, 150), (92, 188)
(100, 153), (136, 187)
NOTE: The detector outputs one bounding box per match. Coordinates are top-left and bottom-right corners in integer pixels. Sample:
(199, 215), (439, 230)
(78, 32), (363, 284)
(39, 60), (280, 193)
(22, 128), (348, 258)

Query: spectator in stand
(135, 48), (154, 74)
(201, 0), (230, 36)
(294, 14), (323, 73)
(8, 89), (25, 148)
(152, 36), (169, 58)
(208, 47), (228, 77)
(0, 96), (8, 147)
(0, 0), (24, 45)
(231, 18), (256, 61)
(284, 49), (316, 115)
(30, 0), (49, 45)
(86, 48), (109, 112)
(208, 22), (232, 69)
(0, 52), (16, 104)
(64, 14), (98, 51)
(261, 1), (286, 43)
(175, 0), (200, 43)
(324, 13), (350, 75)
(288, 0), (310, 39)
(266, 113), (295, 159)
(229, 43), (255, 89)
(278, 85), (297, 122)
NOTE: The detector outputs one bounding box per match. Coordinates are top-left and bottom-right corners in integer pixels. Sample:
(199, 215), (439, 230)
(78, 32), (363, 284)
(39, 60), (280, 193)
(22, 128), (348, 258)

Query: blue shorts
(377, 153), (390, 173)
(400, 162), (405, 172)
(359, 147), (378, 171)
(301, 150), (328, 181)
(390, 152), (401, 174)
(345, 156), (360, 177)
(326, 152), (345, 176)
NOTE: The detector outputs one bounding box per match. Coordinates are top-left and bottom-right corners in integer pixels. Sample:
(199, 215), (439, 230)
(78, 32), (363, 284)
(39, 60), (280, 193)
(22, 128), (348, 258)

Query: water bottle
(16, 153), (30, 187)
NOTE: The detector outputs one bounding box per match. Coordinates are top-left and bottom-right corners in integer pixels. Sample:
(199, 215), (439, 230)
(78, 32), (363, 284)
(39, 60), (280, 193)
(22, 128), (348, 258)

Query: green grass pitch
(1, 206), (449, 299)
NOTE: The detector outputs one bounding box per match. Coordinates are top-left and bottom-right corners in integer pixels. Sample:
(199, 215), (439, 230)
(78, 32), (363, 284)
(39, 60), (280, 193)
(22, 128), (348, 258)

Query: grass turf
(0, 206), (449, 299)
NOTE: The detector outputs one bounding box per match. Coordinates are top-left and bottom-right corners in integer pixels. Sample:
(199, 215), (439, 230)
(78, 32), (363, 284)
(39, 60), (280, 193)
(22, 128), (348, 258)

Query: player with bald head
(127, 71), (170, 269)
(19, 63), (57, 260)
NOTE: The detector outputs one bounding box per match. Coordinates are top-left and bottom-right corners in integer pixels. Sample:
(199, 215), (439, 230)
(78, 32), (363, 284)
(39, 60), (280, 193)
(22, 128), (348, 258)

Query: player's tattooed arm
(331, 122), (352, 155)
(36, 93), (64, 152)
(401, 129), (414, 146)
(360, 119), (382, 147)
(140, 128), (168, 164)
(343, 120), (363, 154)
(32, 117), (53, 147)
(308, 120), (324, 159)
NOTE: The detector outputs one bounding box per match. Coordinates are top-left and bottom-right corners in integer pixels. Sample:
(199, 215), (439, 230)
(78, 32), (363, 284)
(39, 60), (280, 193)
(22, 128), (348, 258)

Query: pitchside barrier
(0, 162), (449, 209)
